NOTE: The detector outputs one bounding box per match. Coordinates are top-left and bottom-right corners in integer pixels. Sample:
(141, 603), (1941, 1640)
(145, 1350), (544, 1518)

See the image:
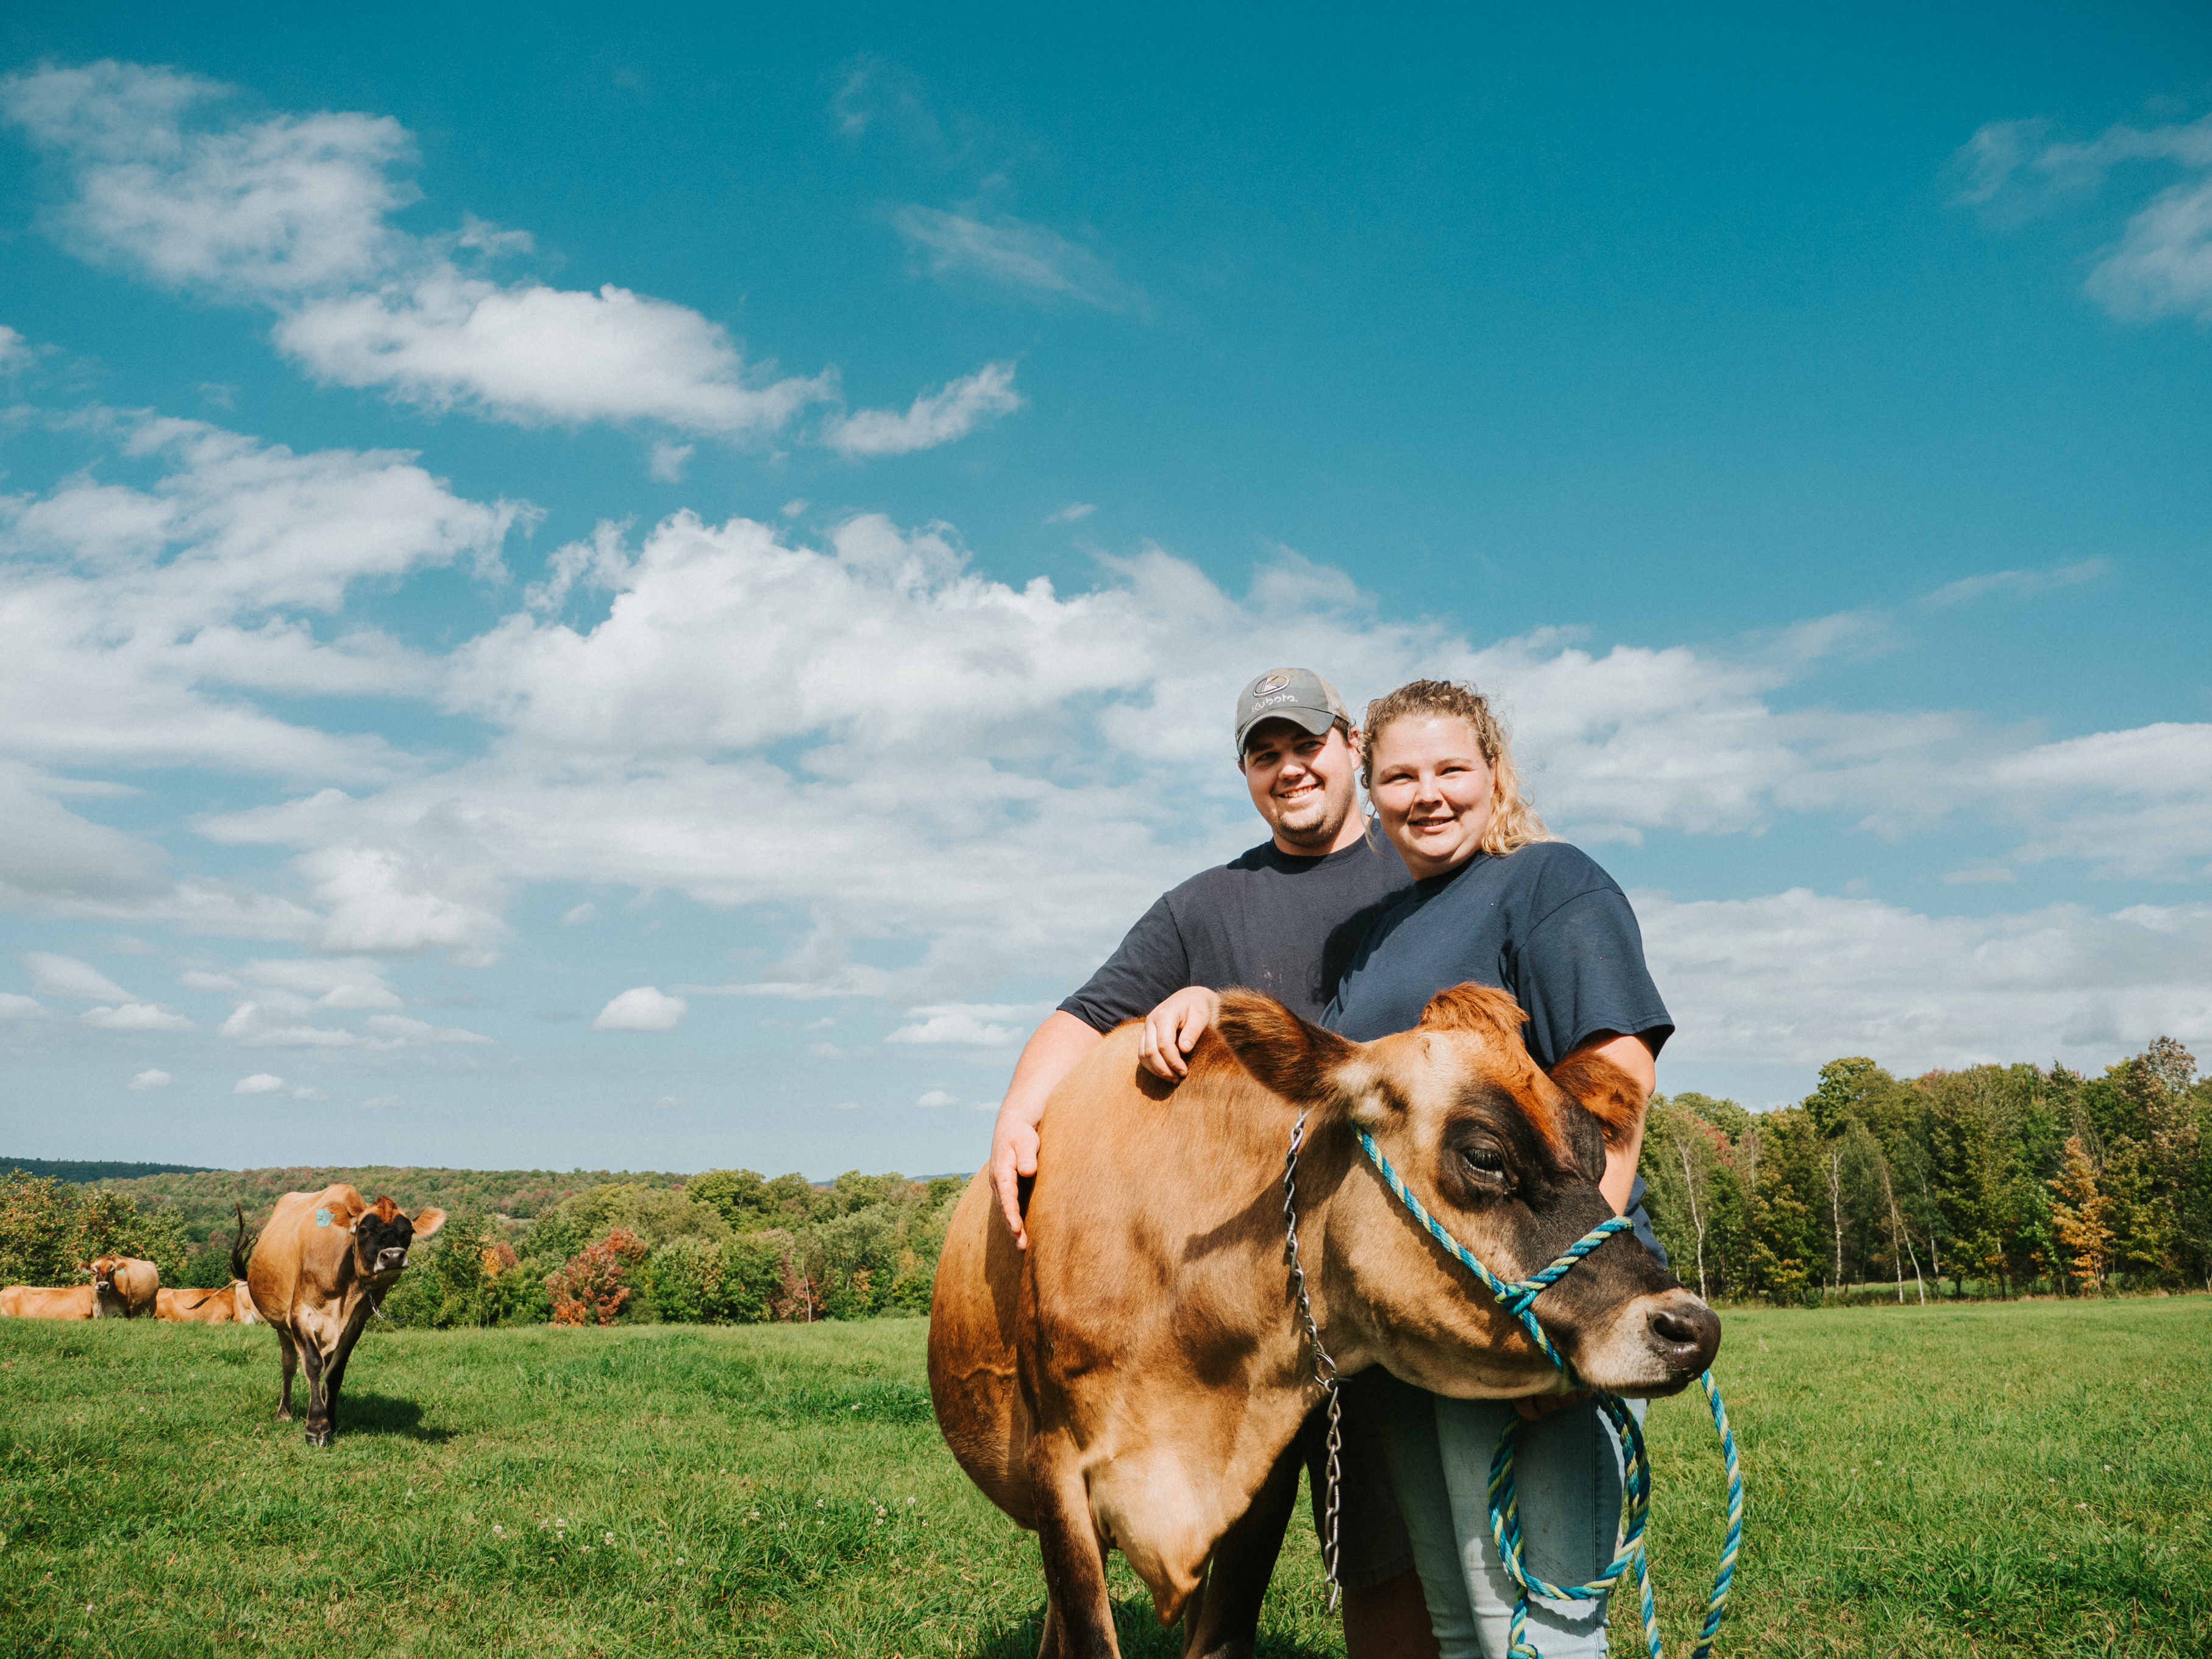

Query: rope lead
(1357, 1131), (1744, 1659)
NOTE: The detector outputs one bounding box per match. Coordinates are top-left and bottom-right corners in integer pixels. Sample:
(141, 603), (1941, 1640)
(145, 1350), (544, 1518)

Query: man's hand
(1136, 987), (1224, 1080)
(1512, 1388), (1588, 1423)
(986, 1011), (1105, 1250)
(990, 1110), (1041, 1250)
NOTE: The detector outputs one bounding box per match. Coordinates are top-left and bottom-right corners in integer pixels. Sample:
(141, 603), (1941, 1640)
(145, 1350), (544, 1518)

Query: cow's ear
(1546, 1050), (1645, 1151)
(1215, 991), (1367, 1112)
(410, 1208), (447, 1238)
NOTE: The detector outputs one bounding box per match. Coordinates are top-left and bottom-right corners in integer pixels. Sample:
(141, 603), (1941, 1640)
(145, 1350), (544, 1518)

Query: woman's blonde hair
(1360, 679), (1551, 857)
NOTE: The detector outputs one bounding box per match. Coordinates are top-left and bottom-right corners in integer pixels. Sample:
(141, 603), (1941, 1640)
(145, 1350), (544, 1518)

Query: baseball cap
(1234, 667), (1351, 756)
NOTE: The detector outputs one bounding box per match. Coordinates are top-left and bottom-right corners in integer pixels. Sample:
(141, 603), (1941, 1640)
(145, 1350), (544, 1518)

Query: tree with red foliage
(547, 1227), (649, 1326)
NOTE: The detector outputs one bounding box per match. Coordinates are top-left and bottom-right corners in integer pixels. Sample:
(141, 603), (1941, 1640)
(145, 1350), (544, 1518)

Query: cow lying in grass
(244, 1185), (444, 1446)
(929, 984), (1720, 1659)
(155, 1283), (256, 1323)
(0, 1285), (96, 1319)
(88, 1256), (159, 1319)
(159, 1206), (261, 1324)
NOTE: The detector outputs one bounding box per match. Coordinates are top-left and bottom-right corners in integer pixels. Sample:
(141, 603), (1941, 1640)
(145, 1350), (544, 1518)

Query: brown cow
(88, 1255), (160, 1319)
(158, 1206), (261, 1324)
(155, 1282), (256, 1323)
(0, 1285), (97, 1318)
(929, 984), (1721, 1659)
(245, 1185), (444, 1446)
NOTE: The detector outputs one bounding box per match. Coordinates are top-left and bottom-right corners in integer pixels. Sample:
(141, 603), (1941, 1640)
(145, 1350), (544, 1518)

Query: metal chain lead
(1282, 1109), (1345, 1611)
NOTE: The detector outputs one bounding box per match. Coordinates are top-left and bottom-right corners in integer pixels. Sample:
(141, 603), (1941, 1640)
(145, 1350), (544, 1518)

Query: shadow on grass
(336, 1392), (453, 1442)
(969, 1599), (1339, 1658)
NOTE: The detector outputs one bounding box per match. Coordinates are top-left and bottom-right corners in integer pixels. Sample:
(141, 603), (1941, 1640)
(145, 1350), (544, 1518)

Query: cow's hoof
(304, 1427), (332, 1448)
(275, 1410), (292, 1422)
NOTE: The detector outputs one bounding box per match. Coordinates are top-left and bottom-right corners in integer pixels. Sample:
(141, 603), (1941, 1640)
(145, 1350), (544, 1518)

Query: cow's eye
(1458, 1146), (1506, 1178)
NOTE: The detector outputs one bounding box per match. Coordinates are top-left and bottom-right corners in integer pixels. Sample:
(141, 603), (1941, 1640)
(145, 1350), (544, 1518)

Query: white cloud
(892, 206), (1141, 313)
(22, 952), (135, 1001)
(1922, 559), (2109, 608)
(915, 1089), (960, 1107)
(822, 361), (1023, 457)
(1957, 112), (2212, 322)
(1643, 889), (2212, 1071)
(82, 1002), (196, 1031)
(0, 993), (49, 1020)
(648, 441), (693, 482)
(235, 957), (402, 1007)
(885, 1003), (1048, 1046)
(3, 63), (1009, 454)
(276, 276), (831, 434)
(129, 1068), (172, 1089)
(1046, 502), (1097, 524)
(560, 902), (597, 926)
(592, 986), (687, 1031)
(364, 1013), (494, 1045)
(232, 1071), (286, 1093)
(219, 1001), (357, 1046)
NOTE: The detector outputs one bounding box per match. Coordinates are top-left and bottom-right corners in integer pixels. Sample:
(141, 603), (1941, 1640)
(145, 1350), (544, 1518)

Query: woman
(1326, 678), (1673, 1659)
(1134, 677), (1674, 1658)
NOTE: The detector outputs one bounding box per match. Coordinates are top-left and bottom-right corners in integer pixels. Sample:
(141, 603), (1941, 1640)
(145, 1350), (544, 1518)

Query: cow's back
(116, 1258), (159, 1316)
(1, 1285), (97, 1319)
(927, 1172), (1036, 1527)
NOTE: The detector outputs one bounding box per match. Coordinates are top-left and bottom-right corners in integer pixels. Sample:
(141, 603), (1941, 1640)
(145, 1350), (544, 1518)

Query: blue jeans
(1367, 1373), (1640, 1659)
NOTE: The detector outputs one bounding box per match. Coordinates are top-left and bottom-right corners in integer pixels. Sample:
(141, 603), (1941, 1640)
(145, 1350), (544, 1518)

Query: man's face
(1240, 719), (1360, 851)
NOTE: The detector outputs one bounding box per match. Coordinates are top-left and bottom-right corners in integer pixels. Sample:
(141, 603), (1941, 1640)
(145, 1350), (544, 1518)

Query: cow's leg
(324, 1337), (359, 1441)
(298, 1340), (333, 1447)
(1178, 1434), (1303, 1659)
(276, 1327), (299, 1421)
(1028, 1431), (1118, 1659)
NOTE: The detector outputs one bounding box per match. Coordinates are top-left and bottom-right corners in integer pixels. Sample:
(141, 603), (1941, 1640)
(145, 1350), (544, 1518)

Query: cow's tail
(230, 1201), (257, 1282)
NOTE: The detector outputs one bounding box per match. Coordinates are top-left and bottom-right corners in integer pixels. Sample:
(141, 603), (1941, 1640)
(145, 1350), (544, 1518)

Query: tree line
(1636, 1037), (2212, 1302)
(10, 1034), (2205, 1322)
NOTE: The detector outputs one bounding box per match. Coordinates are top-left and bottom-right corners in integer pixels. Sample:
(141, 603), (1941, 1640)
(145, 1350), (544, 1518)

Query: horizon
(2, 5), (2208, 1174)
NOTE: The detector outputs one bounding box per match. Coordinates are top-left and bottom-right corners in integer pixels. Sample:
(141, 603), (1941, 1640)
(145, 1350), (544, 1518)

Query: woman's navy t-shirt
(1324, 840), (1674, 1260)
(1324, 840), (1672, 1062)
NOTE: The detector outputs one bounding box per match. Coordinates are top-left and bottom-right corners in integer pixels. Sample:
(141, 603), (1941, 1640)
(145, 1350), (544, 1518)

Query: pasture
(0, 1298), (2205, 1658)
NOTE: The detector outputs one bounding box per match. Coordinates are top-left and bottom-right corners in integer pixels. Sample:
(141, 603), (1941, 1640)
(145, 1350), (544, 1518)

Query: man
(987, 666), (1438, 1659)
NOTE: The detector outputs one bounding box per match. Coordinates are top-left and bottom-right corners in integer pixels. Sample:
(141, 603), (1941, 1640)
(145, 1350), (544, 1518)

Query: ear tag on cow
(315, 1208), (332, 1227)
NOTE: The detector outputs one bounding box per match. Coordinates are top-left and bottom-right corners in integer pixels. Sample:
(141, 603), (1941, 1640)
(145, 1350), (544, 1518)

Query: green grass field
(1, 1296), (2206, 1657)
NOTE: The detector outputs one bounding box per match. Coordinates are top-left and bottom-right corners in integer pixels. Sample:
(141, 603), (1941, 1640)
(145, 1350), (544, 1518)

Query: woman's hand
(1137, 987), (1223, 1080)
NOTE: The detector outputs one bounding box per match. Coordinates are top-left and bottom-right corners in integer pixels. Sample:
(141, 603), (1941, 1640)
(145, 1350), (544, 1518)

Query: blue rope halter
(1356, 1130), (1744, 1659)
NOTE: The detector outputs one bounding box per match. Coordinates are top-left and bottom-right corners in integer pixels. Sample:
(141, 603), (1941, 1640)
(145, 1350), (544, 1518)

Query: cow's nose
(1646, 1295), (1721, 1373)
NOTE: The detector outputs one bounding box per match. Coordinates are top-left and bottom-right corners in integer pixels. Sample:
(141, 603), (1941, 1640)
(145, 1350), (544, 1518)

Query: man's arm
(987, 1011), (1106, 1249)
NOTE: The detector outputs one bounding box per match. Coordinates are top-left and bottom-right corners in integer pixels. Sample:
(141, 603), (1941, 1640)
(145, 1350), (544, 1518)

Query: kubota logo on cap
(1253, 672), (1290, 695)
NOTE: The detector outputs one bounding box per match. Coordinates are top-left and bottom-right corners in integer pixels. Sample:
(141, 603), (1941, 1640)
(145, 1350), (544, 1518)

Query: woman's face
(1367, 714), (1495, 879)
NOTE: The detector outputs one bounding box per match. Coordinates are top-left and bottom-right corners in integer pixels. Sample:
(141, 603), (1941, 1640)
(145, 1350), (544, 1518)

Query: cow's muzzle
(1647, 1293), (1721, 1376)
(1571, 1288), (1723, 1396)
(375, 1248), (408, 1272)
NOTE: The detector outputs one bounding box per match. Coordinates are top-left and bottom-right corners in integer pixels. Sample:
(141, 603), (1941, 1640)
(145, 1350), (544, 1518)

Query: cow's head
(350, 1196), (446, 1279)
(1215, 984), (1719, 1401)
(86, 1257), (121, 1296)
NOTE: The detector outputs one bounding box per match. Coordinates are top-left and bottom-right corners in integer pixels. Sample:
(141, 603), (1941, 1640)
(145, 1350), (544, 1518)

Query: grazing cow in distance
(930, 984), (1721, 1659)
(245, 1185), (444, 1446)
(88, 1256), (160, 1319)
(1, 1285), (98, 1318)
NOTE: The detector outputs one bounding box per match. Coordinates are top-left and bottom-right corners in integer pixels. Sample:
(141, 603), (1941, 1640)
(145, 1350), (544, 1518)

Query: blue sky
(2, 5), (2208, 1177)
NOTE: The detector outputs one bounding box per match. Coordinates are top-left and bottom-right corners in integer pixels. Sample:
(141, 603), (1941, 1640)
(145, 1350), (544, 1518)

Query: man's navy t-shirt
(1058, 837), (1411, 1031)
(1325, 840), (1674, 1260)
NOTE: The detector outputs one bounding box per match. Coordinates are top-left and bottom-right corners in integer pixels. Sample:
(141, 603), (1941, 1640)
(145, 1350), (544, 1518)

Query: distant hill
(102, 1165), (694, 1243)
(2, 1157), (216, 1183)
